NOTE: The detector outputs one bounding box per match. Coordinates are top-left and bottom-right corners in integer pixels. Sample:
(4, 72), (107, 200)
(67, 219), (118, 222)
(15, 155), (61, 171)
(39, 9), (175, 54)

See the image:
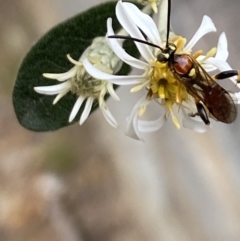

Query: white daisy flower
(34, 37), (124, 128)
(84, 1), (239, 140)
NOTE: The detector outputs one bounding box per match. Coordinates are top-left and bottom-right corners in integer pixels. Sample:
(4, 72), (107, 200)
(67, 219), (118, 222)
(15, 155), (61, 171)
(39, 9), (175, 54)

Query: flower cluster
(34, 37), (122, 128)
(35, 0), (240, 141)
(84, 1), (238, 140)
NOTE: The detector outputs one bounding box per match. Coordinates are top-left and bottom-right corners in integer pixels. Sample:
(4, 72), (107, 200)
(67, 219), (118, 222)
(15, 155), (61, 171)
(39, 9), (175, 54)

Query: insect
(109, 0), (239, 125)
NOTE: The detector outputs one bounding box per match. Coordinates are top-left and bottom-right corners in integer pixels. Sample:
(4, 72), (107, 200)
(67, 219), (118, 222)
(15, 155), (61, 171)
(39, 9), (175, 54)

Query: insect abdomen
(206, 87), (237, 123)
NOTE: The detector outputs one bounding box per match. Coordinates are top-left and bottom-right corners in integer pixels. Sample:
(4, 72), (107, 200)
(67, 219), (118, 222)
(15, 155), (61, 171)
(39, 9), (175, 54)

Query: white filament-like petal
(200, 61), (217, 72)
(122, 2), (162, 47)
(98, 86), (107, 107)
(125, 96), (146, 141)
(69, 96), (86, 122)
(106, 18), (148, 69)
(79, 97), (94, 125)
(43, 67), (77, 82)
(100, 101), (118, 128)
(232, 92), (240, 104)
(181, 107), (211, 132)
(34, 81), (71, 95)
(151, 1), (158, 13)
(138, 109), (166, 133)
(199, 32), (228, 72)
(83, 59), (145, 85)
(116, 1), (154, 62)
(215, 32), (228, 60)
(67, 54), (83, 65)
(184, 15), (216, 52)
(206, 58), (232, 71)
(205, 58), (238, 83)
(53, 89), (70, 105)
(106, 83), (120, 101)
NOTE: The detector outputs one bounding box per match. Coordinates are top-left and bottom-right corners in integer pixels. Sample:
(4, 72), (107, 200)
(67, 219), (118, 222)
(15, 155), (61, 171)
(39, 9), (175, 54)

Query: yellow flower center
(148, 58), (188, 128)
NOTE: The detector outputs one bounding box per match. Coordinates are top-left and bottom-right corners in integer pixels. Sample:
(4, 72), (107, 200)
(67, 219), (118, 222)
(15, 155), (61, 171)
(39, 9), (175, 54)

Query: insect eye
(157, 53), (168, 63)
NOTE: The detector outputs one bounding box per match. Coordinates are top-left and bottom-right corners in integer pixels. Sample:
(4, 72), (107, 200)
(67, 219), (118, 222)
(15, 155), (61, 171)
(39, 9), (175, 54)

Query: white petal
(67, 54), (83, 65)
(184, 15), (216, 52)
(197, 33), (228, 73)
(100, 101), (118, 128)
(200, 61), (217, 72)
(116, 1), (154, 62)
(34, 81), (71, 95)
(69, 96), (86, 122)
(107, 83), (120, 101)
(122, 2), (162, 46)
(206, 58), (232, 71)
(181, 107), (211, 132)
(98, 86), (107, 107)
(79, 97), (94, 125)
(83, 59), (146, 85)
(107, 18), (148, 70)
(215, 32), (228, 61)
(53, 89), (69, 104)
(232, 92), (240, 104)
(205, 58), (238, 83)
(125, 96), (146, 141)
(138, 109), (166, 133)
(43, 67), (77, 82)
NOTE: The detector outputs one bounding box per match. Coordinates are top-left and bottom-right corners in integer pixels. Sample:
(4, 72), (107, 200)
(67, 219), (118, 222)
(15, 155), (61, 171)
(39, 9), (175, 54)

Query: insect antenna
(108, 35), (163, 51)
(166, 0), (171, 47)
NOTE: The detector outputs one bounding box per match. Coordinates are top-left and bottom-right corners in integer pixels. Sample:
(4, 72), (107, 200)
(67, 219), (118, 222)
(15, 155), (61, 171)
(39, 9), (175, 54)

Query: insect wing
(177, 56), (237, 123)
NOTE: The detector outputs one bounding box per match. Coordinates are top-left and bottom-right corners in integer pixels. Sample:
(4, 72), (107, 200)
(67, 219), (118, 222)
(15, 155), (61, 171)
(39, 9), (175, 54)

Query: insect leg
(212, 70), (240, 82)
(188, 101), (210, 125)
(196, 102), (210, 125)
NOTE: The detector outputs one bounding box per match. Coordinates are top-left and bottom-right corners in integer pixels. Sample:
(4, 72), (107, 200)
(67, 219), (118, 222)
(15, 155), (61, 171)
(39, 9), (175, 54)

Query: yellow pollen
(166, 83), (178, 93)
(149, 59), (189, 109)
(131, 85), (143, 93)
(176, 84), (182, 103)
(151, 83), (158, 94)
(170, 36), (187, 53)
(138, 99), (150, 117)
(199, 47), (217, 63)
(192, 50), (203, 59)
(207, 47), (217, 57)
(158, 84), (165, 99)
(131, 81), (149, 92)
(138, 105), (146, 116)
(166, 101), (181, 129)
(189, 68), (196, 77)
(151, 2), (158, 13)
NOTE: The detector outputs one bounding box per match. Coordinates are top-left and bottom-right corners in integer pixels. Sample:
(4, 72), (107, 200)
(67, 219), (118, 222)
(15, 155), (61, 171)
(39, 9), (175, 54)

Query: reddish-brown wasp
(109, 0), (239, 125)
(158, 43), (238, 124)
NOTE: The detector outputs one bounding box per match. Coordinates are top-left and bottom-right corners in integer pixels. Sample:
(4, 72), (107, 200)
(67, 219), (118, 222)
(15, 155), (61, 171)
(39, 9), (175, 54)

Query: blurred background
(1, 0), (240, 240)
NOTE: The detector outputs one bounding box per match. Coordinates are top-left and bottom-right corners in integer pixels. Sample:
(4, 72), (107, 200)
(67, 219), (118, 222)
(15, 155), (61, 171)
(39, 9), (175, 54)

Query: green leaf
(13, 2), (140, 132)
